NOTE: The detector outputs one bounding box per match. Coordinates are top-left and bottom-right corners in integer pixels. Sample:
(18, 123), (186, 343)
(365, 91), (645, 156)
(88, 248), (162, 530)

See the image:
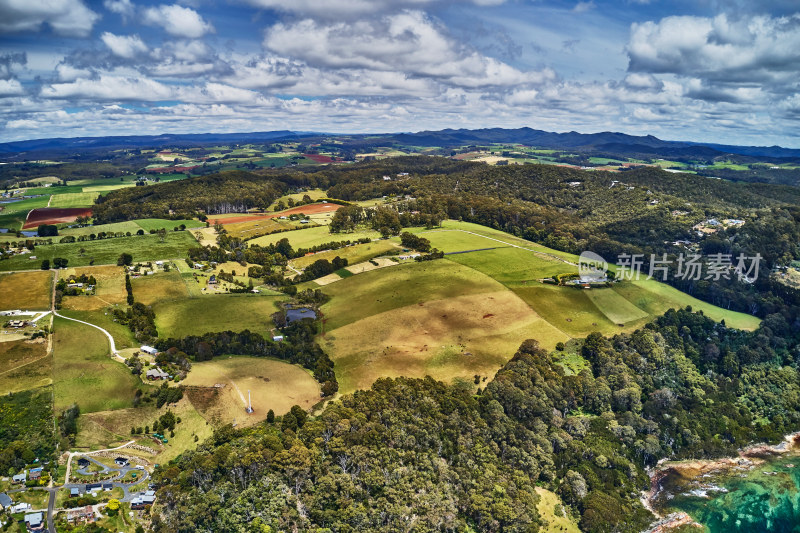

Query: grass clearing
(154, 293), (285, 338)
(0, 270), (53, 310)
(60, 308), (137, 350)
(130, 270), (189, 306)
(535, 487), (581, 533)
(291, 240), (398, 269)
(182, 356), (321, 424)
(319, 260), (509, 331)
(61, 265), (126, 311)
(616, 279), (760, 330)
(78, 397), (211, 461)
(511, 284), (619, 338)
(0, 231), (197, 271)
(0, 339), (51, 393)
(48, 192), (98, 208)
(585, 287), (650, 324)
(322, 290), (567, 394)
(446, 247), (569, 283)
(250, 225), (382, 250)
(53, 317), (140, 413)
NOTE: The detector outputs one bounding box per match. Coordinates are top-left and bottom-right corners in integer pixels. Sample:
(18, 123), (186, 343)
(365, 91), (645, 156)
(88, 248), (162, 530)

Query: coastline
(640, 432), (800, 531)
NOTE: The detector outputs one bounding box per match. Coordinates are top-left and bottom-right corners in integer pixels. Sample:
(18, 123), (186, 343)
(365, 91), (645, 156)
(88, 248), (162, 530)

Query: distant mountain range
(1, 127), (798, 159)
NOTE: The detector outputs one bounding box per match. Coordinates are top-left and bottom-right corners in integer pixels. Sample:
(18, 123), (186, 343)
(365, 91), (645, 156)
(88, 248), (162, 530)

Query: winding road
(52, 310), (126, 363)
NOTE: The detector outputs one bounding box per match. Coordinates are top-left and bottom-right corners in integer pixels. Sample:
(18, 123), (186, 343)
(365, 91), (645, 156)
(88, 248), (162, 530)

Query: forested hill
(152, 308), (800, 532)
(92, 170), (286, 222)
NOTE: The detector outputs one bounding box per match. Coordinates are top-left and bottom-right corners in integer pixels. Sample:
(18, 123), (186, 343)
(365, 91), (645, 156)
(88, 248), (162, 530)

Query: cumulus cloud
(101, 32), (149, 59)
(0, 79), (25, 97)
(143, 4), (214, 38)
(628, 13), (800, 85)
(244, 0), (505, 18)
(264, 11), (547, 87)
(0, 0), (100, 36)
(41, 74), (175, 101)
(103, 0), (135, 19)
(0, 52), (26, 81)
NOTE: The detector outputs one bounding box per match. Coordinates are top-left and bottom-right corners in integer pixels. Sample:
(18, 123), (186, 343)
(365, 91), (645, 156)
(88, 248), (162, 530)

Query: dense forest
(92, 170), (286, 222)
(152, 306), (800, 532)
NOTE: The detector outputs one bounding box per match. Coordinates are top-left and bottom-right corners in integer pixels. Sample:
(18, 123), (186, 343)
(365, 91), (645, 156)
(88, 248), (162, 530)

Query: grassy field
(48, 192), (98, 208)
(535, 487), (581, 533)
(0, 339), (51, 393)
(250, 225), (382, 249)
(0, 232), (197, 271)
(322, 289), (567, 394)
(59, 308), (138, 350)
(59, 221), (142, 237)
(615, 279), (760, 330)
(154, 293), (285, 338)
(60, 265), (126, 311)
(134, 218), (204, 232)
(291, 240), (398, 269)
(319, 260), (511, 331)
(585, 287), (650, 325)
(0, 195), (50, 230)
(52, 317), (140, 413)
(182, 356), (321, 424)
(77, 397), (212, 461)
(267, 188), (327, 210)
(0, 270), (53, 309)
(130, 270), (189, 306)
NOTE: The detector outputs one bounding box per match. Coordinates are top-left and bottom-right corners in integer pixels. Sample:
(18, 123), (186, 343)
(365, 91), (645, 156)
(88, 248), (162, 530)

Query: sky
(0, 0), (799, 146)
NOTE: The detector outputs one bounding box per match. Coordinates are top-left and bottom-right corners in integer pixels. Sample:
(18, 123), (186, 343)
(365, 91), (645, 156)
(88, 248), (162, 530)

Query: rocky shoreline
(640, 432), (800, 531)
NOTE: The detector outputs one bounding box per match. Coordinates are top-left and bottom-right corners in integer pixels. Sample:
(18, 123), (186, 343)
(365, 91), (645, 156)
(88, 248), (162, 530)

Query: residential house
(207, 275), (217, 285)
(146, 368), (169, 380)
(114, 457), (129, 467)
(12, 472), (26, 483)
(0, 493), (11, 509)
(28, 467), (42, 481)
(102, 483), (113, 491)
(12, 502), (31, 513)
(70, 487), (81, 497)
(66, 505), (94, 524)
(140, 345), (158, 355)
(86, 483), (102, 492)
(24, 512), (44, 532)
(272, 335), (284, 342)
(131, 490), (156, 510)
(76, 458), (90, 469)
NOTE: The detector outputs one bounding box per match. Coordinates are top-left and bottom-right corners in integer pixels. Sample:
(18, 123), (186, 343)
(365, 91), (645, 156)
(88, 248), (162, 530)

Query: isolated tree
(40, 259), (50, 270)
(117, 253), (133, 266)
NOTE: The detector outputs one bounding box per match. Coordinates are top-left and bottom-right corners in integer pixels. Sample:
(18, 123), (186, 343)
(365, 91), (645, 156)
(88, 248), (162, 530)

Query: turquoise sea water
(653, 452), (800, 532)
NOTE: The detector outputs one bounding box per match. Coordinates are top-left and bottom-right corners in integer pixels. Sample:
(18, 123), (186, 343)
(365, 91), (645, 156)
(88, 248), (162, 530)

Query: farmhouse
(24, 512), (44, 532)
(146, 367), (169, 380)
(140, 345), (158, 355)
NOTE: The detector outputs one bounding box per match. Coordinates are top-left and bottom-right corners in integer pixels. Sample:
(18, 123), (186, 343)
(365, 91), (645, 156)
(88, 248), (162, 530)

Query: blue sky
(0, 0), (798, 146)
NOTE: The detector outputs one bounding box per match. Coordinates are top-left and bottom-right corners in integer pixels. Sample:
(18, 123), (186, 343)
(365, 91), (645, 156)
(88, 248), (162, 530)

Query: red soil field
(303, 154), (335, 163)
(23, 207), (92, 229)
(208, 202), (341, 225)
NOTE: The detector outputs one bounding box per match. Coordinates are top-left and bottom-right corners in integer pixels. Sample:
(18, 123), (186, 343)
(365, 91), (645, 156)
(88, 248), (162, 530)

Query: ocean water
(653, 453), (800, 532)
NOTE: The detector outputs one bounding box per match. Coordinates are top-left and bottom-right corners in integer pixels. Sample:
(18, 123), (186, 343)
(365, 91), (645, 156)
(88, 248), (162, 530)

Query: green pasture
(52, 317), (140, 413)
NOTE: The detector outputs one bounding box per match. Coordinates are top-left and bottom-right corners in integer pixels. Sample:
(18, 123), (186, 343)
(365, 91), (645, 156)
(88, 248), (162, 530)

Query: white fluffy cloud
(103, 0), (134, 18)
(41, 75), (175, 101)
(101, 32), (149, 59)
(0, 0), (99, 36)
(628, 13), (800, 84)
(264, 11), (546, 87)
(244, 0), (505, 17)
(143, 4), (214, 38)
